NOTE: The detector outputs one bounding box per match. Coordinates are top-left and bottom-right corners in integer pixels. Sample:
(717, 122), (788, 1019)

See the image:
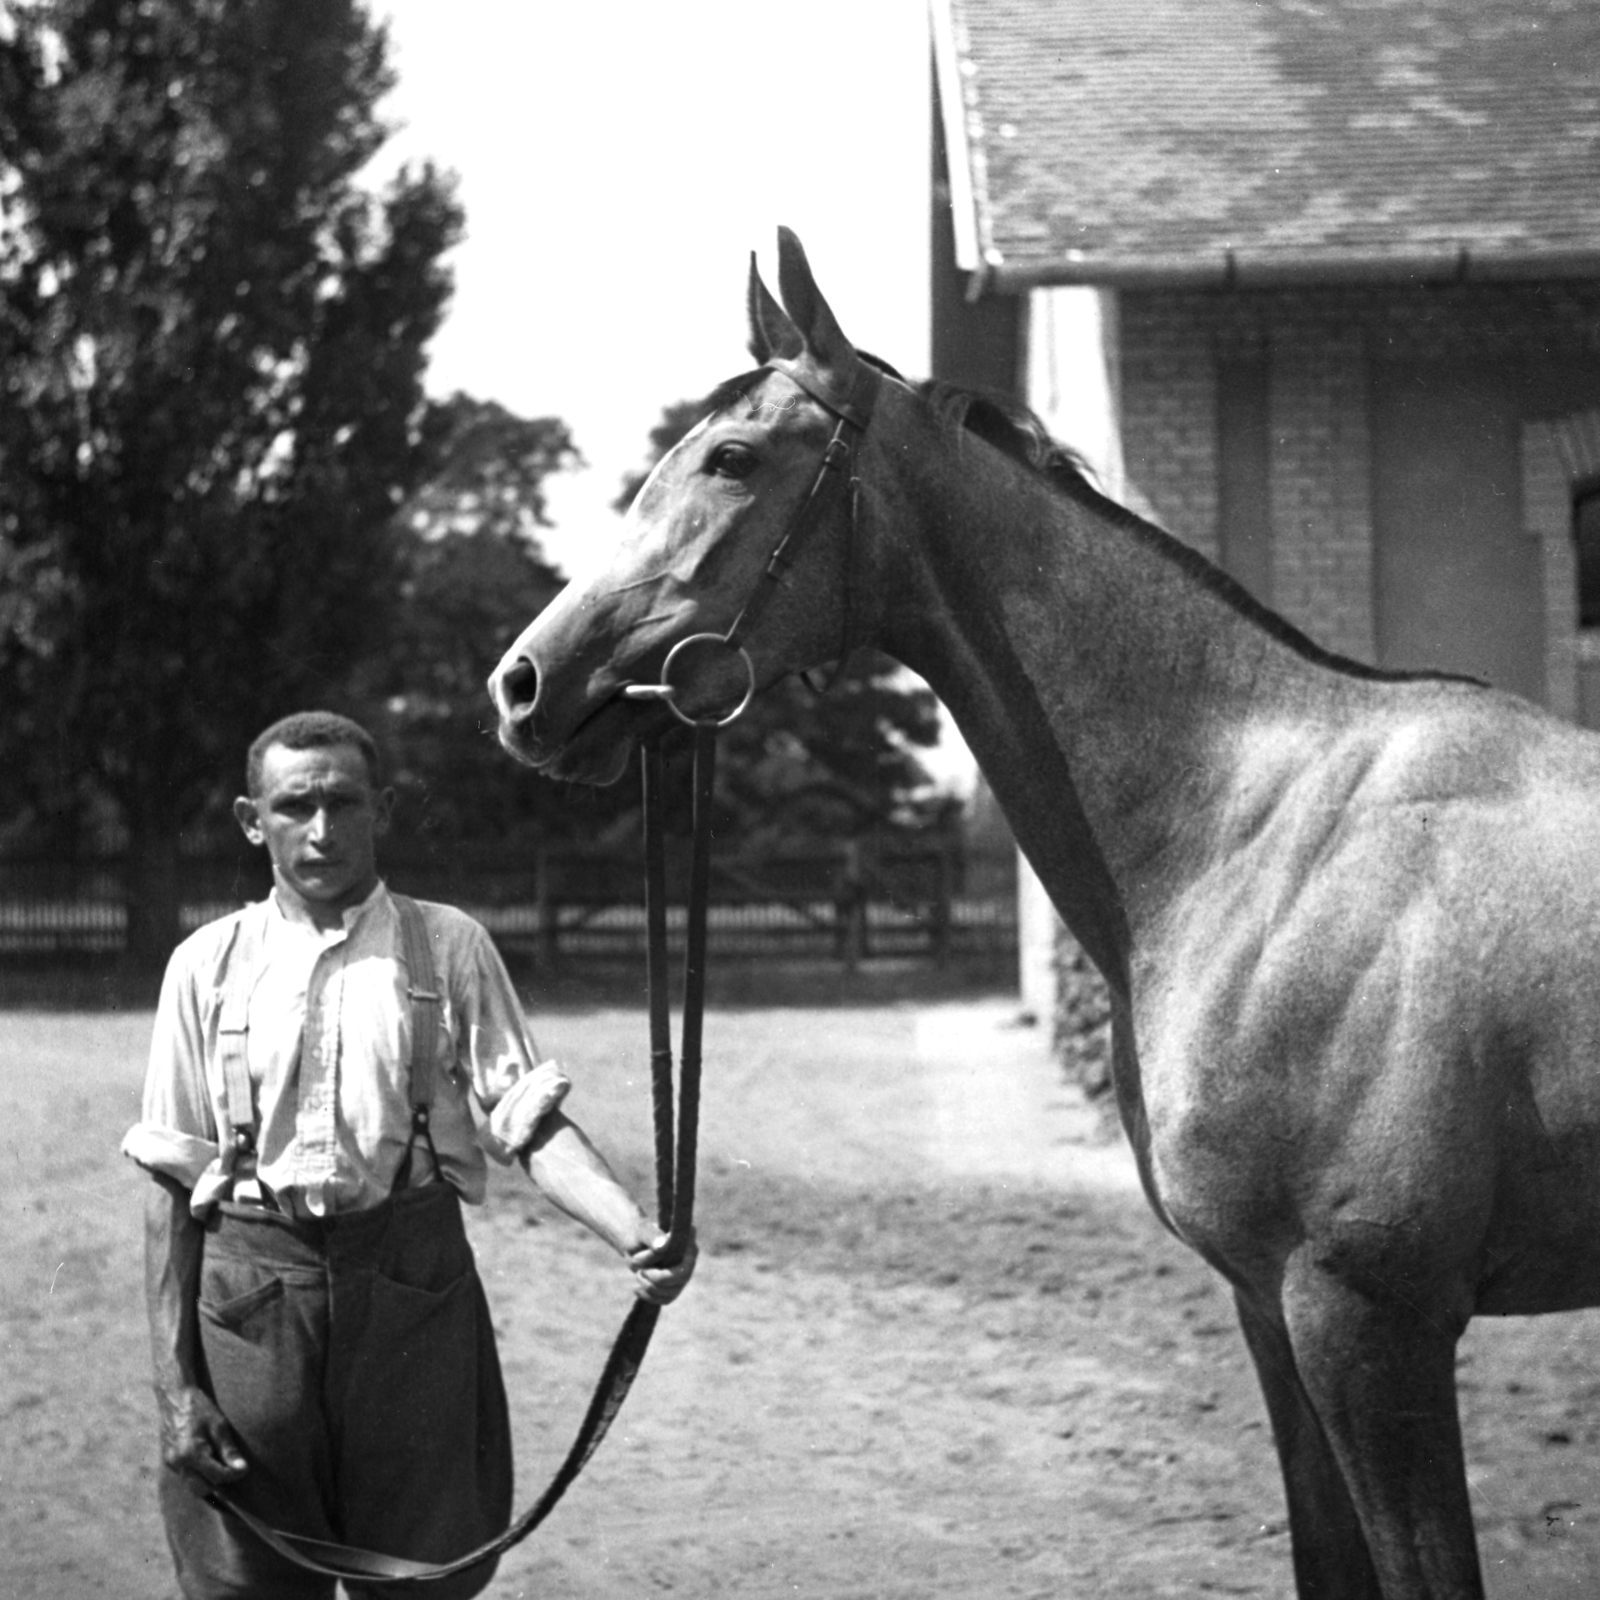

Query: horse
(488, 229), (1600, 1600)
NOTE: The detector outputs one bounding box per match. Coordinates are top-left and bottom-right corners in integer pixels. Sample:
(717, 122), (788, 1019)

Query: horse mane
(914, 378), (1482, 689)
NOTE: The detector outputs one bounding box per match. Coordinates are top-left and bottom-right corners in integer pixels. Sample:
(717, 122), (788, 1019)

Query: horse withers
(488, 229), (1600, 1600)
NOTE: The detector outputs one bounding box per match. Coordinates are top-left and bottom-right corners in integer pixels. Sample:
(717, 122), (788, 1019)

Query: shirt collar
(342, 879), (390, 930)
(267, 879), (390, 940)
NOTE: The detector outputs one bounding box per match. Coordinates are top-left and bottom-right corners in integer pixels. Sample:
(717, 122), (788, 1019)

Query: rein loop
(221, 353), (887, 1584)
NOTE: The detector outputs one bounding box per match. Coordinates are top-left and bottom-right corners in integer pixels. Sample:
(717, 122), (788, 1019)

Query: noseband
(622, 357), (881, 728)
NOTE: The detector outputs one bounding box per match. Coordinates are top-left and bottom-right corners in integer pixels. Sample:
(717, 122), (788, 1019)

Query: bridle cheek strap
(619, 355), (880, 723)
(724, 417), (855, 652)
(723, 357), (880, 658)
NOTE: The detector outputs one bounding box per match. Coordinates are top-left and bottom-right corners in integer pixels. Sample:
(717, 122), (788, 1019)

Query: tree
(0, 0), (463, 965)
(615, 396), (953, 857)
(359, 394), (638, 854)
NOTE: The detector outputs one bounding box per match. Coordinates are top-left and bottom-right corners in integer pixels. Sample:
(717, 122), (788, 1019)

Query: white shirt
(122, 882), (566, 1216)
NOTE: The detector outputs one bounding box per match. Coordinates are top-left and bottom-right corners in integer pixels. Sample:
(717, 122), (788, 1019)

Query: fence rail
(0, 845), (1018, 968)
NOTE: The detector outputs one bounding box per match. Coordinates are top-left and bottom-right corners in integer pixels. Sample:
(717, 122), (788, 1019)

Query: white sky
(374, 0), (932, 582)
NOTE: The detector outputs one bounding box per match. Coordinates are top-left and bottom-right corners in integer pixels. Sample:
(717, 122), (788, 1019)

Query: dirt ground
(5, 982), (1600, 1599)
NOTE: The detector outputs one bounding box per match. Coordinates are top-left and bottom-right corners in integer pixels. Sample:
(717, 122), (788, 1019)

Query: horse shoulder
(1126, 689), (1600, 1287)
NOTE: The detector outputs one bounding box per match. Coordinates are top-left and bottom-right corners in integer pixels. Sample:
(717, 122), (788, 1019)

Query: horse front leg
(1280, 1254), (1483, 1600)
(1233, 1287), (1384, 1599)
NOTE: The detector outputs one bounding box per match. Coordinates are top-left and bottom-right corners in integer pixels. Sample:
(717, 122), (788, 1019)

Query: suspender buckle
(220, 1123), (256, 1179)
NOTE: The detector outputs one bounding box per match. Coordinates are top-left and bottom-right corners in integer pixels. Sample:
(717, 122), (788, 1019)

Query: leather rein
(208, 358), (877, 1585)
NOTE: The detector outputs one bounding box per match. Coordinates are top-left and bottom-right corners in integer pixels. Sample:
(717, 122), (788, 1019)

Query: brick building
(930, 0), (1600, 719)
(927, 0), (1600, 1022)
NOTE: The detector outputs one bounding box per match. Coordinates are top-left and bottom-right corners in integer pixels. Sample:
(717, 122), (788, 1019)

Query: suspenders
(213, 894), (445, 1198)
(391, 893), (445, 1191)
(216, 912), (265, 1185)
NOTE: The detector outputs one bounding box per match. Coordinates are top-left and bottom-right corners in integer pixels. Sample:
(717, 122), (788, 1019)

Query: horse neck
(876, 433), (1342, 992)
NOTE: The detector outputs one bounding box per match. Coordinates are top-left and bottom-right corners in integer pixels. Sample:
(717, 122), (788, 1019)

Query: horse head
(488, 230), (891, 785)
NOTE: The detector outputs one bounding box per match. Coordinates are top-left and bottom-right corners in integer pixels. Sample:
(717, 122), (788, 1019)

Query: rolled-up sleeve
(454, 922), (560, 1163)
(120, 939), (221, 1188)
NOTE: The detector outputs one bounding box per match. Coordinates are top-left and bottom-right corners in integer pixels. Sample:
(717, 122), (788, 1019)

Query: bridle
(209, 356), (884, 1587)
(619, 353), (883, 730)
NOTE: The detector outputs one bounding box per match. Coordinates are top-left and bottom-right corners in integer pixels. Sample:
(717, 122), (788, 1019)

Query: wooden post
(930, 847), (952, 968)
(536, 846), (560, 974)
(835, 840), (867, 972)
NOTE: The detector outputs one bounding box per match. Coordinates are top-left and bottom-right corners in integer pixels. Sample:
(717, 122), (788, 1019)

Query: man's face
(233, 742), (392, 922)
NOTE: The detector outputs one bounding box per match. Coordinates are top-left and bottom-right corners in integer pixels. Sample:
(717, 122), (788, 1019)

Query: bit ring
(622, 633), (757, 728)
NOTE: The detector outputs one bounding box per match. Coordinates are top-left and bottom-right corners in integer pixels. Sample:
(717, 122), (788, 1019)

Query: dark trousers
(161, 1183), (513, 1600)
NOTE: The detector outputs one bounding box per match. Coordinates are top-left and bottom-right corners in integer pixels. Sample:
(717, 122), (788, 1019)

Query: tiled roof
(933, 0), (1600, 289)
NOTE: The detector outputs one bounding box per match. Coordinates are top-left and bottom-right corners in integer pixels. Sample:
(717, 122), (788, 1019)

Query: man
(123, 710), (696, 1600)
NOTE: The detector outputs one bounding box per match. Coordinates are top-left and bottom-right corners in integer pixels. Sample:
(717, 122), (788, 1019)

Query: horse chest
(1112, 980), (1301, 1266)
(1119, 883), (1388, 1259)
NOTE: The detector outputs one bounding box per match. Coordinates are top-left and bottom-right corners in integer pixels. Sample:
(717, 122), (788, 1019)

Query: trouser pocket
(335, 1257), (512, 1595)
(199, 1274), (284, 1335)
(197, 1250), (327, 1474)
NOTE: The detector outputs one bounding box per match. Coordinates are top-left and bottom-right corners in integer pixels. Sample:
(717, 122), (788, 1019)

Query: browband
(763, 354), (880, 432)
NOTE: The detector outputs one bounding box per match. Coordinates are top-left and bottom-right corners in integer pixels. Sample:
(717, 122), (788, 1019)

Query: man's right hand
(157, 1384), (248, 1490)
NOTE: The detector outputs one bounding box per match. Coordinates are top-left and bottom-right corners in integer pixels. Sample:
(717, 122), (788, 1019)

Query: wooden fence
(0, 844), (1017, 969)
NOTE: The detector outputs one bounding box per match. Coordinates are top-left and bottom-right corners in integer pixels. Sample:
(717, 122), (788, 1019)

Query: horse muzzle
(488, 649), (652, 786)
(487, 652), (545, 763)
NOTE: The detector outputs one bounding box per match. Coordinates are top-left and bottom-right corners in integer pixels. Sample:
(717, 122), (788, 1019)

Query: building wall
(1110, 282), (1600, 700)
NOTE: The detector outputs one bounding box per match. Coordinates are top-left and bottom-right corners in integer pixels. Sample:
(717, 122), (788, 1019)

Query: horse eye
(709, 444), (758, 480)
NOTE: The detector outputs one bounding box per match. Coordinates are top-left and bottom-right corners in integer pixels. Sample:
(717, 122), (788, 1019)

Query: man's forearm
(144, 1170), (205, 1394)
(143, 1171), (250, 1483)
(520, 1112), (656, 1256)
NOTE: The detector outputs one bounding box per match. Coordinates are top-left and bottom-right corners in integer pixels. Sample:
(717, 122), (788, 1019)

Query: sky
(373, 0), (932, 582)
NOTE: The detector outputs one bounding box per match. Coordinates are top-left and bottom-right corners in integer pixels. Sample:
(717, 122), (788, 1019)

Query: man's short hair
(247, 711), (382, 796)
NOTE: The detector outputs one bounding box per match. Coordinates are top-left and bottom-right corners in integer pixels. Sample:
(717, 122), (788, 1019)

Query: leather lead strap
(643, 737), (676, 1224)
(210, 355), (879, 1584)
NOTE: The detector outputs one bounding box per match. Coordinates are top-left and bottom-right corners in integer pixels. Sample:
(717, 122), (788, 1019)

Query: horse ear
(750, 231), (875, 425)
(775, 226), (855, 368)
(748, 252), (804, 363)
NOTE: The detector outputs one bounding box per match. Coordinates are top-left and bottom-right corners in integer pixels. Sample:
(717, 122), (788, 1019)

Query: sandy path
(913, 999), (1140, 1192)
(4, 998), (1600, 1598)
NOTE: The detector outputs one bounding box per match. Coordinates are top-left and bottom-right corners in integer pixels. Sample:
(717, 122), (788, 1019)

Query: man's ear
(233, 795), (265, 847)
(373, 786), (395, 837)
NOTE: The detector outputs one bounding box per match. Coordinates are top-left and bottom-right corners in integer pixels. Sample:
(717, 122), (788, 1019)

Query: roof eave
(929, 0), (984, 275)
(985, 246), (1600, 295)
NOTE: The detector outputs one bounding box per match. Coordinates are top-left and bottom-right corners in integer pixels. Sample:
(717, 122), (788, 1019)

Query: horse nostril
(497, 656), (539, 722)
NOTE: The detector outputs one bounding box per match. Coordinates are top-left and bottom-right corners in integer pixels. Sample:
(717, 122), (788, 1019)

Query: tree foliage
(0, 0), (462, 961)
(359, 394), (639, 855)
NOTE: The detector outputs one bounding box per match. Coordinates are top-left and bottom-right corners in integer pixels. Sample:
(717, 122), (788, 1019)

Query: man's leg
(160, 1211), (340, 1600)
(331, 1187), (514, 1600)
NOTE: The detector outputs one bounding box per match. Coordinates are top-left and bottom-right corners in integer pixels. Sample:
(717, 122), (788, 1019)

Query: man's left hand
(628, 1231), (698, 1305)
